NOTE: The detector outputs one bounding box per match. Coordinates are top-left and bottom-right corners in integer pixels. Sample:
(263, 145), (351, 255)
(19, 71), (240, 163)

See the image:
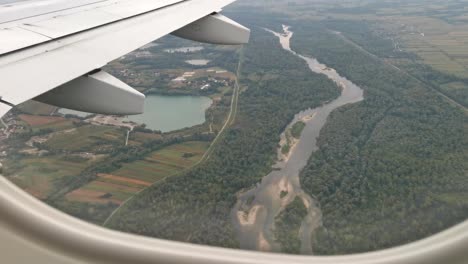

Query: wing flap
(0, 0), (186, 55)
(19, 9), (122, 38)
(0, 0), (109, 24)
(0, 27), (51, 55)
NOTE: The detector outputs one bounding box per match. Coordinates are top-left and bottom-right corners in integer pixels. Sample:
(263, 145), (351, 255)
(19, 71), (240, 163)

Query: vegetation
(274, 197), (308, 254)
(2, 0), (468, 256)
(291, 121), (306, 139)
(292, 21), (468, 255)
(49, 200), (119, 225)
(281, 144), (290, 155)
(105, 22), (340, 246)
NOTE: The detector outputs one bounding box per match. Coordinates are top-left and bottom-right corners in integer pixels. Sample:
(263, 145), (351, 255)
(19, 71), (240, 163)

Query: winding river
(231, 25), (364, 254)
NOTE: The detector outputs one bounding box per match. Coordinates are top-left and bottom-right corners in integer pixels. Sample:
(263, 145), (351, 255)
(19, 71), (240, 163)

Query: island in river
(231, 25), (364, 254)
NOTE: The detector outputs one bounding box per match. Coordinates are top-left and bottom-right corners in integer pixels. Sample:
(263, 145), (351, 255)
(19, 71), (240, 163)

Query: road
(200, 47), (243, 162)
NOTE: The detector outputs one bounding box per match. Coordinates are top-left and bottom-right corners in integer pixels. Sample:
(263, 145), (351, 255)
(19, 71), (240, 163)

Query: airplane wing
(0, 0), (250, 117)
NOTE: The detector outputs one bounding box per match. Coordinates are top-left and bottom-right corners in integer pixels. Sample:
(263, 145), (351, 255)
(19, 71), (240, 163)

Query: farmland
(19, 114), (75, 132)
(1, 0), (466, 256)
(3, 155), (98, 199)
(67, 141), (209, 206)
(44, 125), (126, 152)
(0, 26), (236, 226)
(113, 141), (209, 183)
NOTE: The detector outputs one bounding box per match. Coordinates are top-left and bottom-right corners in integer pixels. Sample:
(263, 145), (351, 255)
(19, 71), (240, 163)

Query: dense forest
(4, 1), (467, 256)
(291, 21), (468, 254)
(105, 18), (340, 247)
(273, 197), (308, 254)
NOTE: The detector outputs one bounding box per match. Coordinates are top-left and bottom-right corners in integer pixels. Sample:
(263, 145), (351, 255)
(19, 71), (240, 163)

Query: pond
(58, 94), (212, 133)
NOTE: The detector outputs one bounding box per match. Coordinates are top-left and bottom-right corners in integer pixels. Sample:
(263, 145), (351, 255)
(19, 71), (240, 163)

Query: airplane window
(1, 0), (467, 257)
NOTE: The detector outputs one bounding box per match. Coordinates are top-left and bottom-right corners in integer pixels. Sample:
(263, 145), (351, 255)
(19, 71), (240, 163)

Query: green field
(4, 156), (95, 199)
(45, 125), (125, 151)
(33, 120), (76, 132)
(66, 141), (210, 206)
(113, 141), (209, 182)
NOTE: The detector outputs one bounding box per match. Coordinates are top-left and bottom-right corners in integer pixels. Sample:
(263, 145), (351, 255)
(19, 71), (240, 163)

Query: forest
(274, 197), (308, 254)
(105, 17), (340, 247)
(291, 20), (468, 254)
(5, 1), (466, 256)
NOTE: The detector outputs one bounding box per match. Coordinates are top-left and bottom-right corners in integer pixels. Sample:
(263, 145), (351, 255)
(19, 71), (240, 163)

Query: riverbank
(231, 25), (364, 254)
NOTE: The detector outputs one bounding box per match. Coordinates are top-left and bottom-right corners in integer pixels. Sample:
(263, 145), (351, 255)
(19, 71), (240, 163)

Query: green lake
(58, 95), (212, 133)
(127, 95), (212, 132)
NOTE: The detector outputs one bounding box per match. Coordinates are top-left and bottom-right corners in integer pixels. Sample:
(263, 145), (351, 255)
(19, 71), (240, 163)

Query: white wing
(0, 0), (250, 116)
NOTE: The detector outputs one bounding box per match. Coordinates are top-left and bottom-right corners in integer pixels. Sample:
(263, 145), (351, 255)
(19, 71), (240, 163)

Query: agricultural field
(44, 125), (126, 152)
(66, 141), (209, 205)
(113, 141), (209, 182)
(388, 16), (468, 78)
(19, 114), (75, 132)
(3, 155), (99, 199)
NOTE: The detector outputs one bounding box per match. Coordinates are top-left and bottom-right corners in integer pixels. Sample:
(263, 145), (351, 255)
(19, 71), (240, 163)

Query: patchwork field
(45, 125), (125, 151)
(380, 14), (468, 78)
(66, 141), (209, 205)
(4, 156), (95, 199)
(19, 114), (75, 132)
(19, 115), (65, 127)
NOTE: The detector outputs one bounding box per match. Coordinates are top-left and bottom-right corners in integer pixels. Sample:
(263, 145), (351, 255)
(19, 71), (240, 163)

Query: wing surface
(0, 0), (249, 116)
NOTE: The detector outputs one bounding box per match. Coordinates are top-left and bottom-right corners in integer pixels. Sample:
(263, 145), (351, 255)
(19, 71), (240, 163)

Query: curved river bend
(231, 25), (364, 254)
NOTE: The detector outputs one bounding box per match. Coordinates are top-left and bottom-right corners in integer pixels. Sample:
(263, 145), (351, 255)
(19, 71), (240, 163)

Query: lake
(186, 59), (211, 66)
(58, 95), (212, 133)
(127, 95), (212, 132)
(164, 46), (204, 53)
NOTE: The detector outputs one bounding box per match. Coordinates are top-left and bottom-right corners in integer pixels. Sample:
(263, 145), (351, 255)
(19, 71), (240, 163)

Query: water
(58, 95), (212, 133)
(58, 108), (91, 118)
(164, 47), (204, 53)
(127, 95), (212, 132)
(186, 59), (211, 66)
(231, 25), (364, 254)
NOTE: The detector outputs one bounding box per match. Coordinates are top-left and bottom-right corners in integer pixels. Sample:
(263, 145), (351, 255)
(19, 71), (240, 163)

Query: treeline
(105, 17), (340, 247)
(290, 21), (468, 255)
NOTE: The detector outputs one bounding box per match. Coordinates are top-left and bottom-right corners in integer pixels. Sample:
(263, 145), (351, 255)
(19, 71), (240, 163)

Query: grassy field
(19, 114), (76, 132)
(45, 125), (125, 151)
(66, 141), (209, 205)
(4, 156), (96, 199)
(114, 141), (209, 182)
(394, 16), (468, 78)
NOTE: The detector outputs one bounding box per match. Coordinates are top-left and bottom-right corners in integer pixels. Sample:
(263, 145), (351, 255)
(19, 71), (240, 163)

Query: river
(231, 25), (364, 254)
